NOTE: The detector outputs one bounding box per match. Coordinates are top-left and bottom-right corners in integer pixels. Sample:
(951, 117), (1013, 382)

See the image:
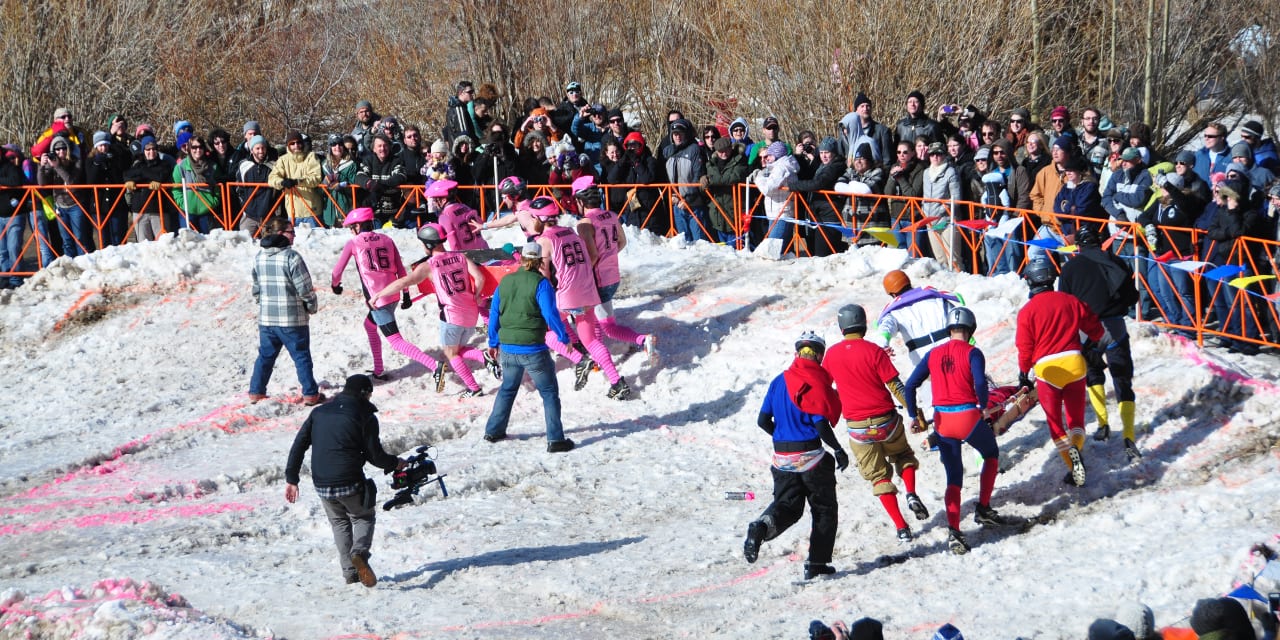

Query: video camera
(382, 444), (448, 510)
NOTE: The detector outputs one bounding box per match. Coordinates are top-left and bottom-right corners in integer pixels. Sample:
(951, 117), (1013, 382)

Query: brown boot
(350, 554), (377, 587)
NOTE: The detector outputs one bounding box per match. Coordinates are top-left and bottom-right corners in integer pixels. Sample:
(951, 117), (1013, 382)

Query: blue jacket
(570, 114), (604, 164)
(759, 373), (826, 444)
(1193, 147), (1230, 184)
(1102, 166), (1153, 221)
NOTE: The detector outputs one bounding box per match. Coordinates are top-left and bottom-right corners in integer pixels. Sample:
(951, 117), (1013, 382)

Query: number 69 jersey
(427, 251), (481, 327)
(540, 226), (601, 310)
(333, 231), (407, 309)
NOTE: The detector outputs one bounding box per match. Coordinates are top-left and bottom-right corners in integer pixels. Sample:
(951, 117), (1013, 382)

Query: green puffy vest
(496, 268), (548, 346)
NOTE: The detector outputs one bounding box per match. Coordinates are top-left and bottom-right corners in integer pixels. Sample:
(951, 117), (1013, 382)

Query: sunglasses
(1051, 118), (1066, 123)
(991, 150), (1006, 155)
(1203, 133), (1220, 139)
(982, 131), (998, 137)
(58, 114), (73, 120)
(1009, 119), (1024, 124)
(1241, 134), (1257, 140)
(189, 145), (204, 150)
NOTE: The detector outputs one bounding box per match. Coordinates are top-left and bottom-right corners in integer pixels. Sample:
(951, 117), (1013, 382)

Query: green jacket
(172, 158), (221, 217)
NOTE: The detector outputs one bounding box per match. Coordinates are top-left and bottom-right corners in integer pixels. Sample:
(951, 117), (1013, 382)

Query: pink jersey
(332, 231), (406, 308)
(541, 225), (601, 310)
(428, 251), (481, 327)
(584, 208), (622, 288)
(438, 202), (489, 251)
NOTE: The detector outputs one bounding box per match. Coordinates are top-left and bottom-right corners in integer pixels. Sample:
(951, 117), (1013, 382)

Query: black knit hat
(342, 374), (373, 397)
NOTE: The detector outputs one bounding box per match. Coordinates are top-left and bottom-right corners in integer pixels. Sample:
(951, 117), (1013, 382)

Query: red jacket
(1015, 291), (1104, 373)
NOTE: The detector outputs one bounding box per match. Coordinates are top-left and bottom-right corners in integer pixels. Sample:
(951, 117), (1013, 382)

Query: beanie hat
(139, 135), (157, 149)
(818, 136), (840, 154)
(1270, 183), (1280, 199)
(1052, 135), (1075, 152)
(356, 99), (372, 110)
(92, 131), (110, 147)
(108, 113), (124, 125)
(623, 131), (646, 148)
(1063, 155), (1090, 173)
(713, 136), (732, 152)
(173, 120), (192, 135)
(607, 108), (624, 121)
(176, 131), (193, 149)
(1190, 597), (1251, 637)
(854, 92), (871, 110)
(974, 147), (992, 161)
(1011, 107), (1032, 121)
(1087, 619), (1136, 640)
(1115, 602), (1157, 640)
(907, 90), (925, 104)
(430, 138), (449, 154)
(766, 141), (788, 159)
(1210, 171), (1227, 186)
(248, 135), (267, 150)
(53, 107), (71, 121)
(1050, 106), (1070, 121)
(1225, 161), (1248, 176)
(1230, 142), (1252, 159)
(243, 120), (261, 135)
(342, 374), (373, 397)
(848, 617), (885, 640)
(135, 123), (154, 138)
(50, 136), (70, 151)
(933, 623), (963, 640)
(1241, 120), (1265, 138)
(285, 130), (303, 146)
(1175, 149), (1196, 165)
(1164, 172), (1186, 189)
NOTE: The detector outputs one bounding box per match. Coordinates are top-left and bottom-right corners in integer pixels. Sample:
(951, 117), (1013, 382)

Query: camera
(942, 105), (957, 115)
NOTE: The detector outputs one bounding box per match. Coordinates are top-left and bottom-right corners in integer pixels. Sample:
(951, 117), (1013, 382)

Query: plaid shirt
(252, 243), (318, 327)
(315, 481), (363, 500)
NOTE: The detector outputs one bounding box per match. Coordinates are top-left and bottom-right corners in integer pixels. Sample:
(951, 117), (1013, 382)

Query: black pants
(1085, 316), (1135, 402)
(759, 454), (838, 564)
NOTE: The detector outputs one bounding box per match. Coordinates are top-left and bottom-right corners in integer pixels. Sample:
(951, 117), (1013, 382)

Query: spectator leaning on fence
(237, 135), (277, 236)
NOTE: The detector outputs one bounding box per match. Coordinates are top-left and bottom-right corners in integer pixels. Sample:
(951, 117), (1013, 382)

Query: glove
(124, 181), (136, 192)
(1018, 372), (1034, 390)
(1144, 224), (1158, 250)
(279, 178), (297, 189)
(400, 290), (412, 310)
(698, 175), (709, 189)
(910, 414), (928, 434)
(148, 181), (162, 190)
(1154, 171), (1168, 188)
(331, 284), (343, 295)
(832, 449), (849, 472)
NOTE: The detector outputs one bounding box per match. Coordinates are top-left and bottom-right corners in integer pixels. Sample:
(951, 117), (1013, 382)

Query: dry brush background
(2, 0), (1276, 152)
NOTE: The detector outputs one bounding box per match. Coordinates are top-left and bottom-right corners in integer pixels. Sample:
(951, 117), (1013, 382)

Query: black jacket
(286, 393), (399, 489)
(123, 156), (177, 214)
(790, 158), (845, 224)
(1058, 246), (1139, 318)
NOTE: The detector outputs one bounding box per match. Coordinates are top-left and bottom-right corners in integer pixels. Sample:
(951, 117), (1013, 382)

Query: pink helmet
(343, 207), (374, 226)
(424, 179), (457, 198)
(498, 176), (526, 197)
(528, 196), (560, 220)
(571, 175), (596, 195)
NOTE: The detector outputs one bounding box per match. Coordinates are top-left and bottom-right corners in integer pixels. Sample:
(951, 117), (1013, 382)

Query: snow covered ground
(1, 225), (1278, 639)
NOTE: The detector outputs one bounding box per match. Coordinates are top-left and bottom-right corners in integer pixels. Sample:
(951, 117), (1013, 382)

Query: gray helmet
(416, 224), (444, 248)
(946, 306), (977, 333)
(837, 304), (867, 334)
(1023, 260), (1057, 287)
(795, 331), (827, 358)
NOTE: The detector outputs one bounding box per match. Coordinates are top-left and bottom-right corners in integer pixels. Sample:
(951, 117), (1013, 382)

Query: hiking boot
(483, 432), (507, 443)
(460, 387), (484, 398)
(743, 520), (767, 563)
(1067, 446), (1087, 487)
(896, 527), (913, 543)
(803, 563), (836, 580)
(573, 357), (593, 391)
(975, 504), (1013, 527)
(302, 393), (325, 406)
(947, 528), (970, 555)
(547, 439), (576, 453)
(483, 350), (502, 379)
(432, 361), (447, 393)
(248, 393), (267, 403)
(607, 377), (632, 400)
(350, 553), (377, 588)
(1124, 438), (1142, 462)
(905, 492), (929, 520)
(1093, 424), (1111, 441)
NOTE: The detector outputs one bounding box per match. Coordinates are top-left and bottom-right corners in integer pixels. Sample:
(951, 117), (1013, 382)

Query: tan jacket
(268, 151), (323, 220)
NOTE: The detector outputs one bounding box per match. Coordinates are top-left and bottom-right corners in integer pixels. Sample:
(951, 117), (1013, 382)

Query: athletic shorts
(439, 322), (474, 347)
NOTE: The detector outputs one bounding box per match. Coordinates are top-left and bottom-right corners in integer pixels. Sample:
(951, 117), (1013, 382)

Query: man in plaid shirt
(248, 217), (323, 405)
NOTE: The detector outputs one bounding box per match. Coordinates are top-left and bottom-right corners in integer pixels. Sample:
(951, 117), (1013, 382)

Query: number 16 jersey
(333, 231), (406, 309)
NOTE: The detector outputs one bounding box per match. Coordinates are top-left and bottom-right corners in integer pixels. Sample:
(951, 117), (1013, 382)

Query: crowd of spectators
(1, 83), (1277, 352)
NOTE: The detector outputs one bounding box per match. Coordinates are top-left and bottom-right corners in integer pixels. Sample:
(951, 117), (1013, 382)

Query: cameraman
(285, 374), (406, 588)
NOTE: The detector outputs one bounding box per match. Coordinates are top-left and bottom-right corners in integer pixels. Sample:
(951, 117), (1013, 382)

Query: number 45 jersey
(428, 251), (481, 327)
(542, 226), (601, 310)
(333, 231), (407, 309)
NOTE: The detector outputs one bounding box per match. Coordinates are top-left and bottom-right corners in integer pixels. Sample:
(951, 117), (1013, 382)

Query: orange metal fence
(2, 181), (1275, 351)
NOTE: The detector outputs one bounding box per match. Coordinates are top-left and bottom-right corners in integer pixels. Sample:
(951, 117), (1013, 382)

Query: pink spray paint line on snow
(1, 401), (265, 536)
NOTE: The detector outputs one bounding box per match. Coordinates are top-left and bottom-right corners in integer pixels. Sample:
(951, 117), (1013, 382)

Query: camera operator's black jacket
(286, 393), (399, 489)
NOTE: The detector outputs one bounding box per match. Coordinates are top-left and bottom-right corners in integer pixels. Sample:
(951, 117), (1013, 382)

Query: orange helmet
(883, 270), (912, 296)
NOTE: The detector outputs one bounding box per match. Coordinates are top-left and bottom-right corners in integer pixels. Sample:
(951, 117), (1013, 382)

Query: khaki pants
(848, 413), (919, 495)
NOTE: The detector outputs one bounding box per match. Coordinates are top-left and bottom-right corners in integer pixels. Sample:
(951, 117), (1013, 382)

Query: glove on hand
(833, 449), (849, 471)
(1018, 372), (1034, 390)
(400, 290), (412, 310)
(279, 178), (298, 189)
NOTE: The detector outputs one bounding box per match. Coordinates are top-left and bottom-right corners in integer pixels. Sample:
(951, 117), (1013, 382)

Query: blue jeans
(32, 209), (58, 266)
(1146, 262), (1193, 328)
(1211, 280), (1259, 346)
(190, 214), (217, 234)
(0, 214), (25, 287)
(57, 204), (89, 257)
(249, 325), (319, 396)
(672, 203), (708, 243)
(483, 348), (564, 442)
(983, 234), (1022, 276)
(766, 217), (791, 240)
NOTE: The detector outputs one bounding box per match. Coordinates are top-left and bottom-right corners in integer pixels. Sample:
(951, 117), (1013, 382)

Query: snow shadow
(568, 387), (754, 447)
(385, 535), (646, 591)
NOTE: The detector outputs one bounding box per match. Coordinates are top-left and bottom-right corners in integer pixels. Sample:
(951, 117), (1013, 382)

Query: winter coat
(610, 148), (665, 218)
(663, 140), (707, 208)
(442, 97), (478, 147)
(171, 157), (222, 217)
(251, 233), (317, 327)
(1053, 179), (1107, 229)
(704, 148), (750, 233)
(38, 158), (81, 210)
(921, 163), (961, 220)
(1030, 163), (1064, 213)
(838, 112), (894, 164)
(320, 156), (358, 225)
(355, 152), (407, 225)
(268, 151), (323, 222)
(754, 155), (799, 221)
(237, 158), (277, 222)
(84, 150), (125, 222)
(895, 115), (940, 145)
(1102, 165), (1153, 224)
(1137, 195), (1196, 257)
(0, 162), (24, 217)
(885, 160), (925, 226)
(1206, 202), (1265, 266)
(285, 392), (400, 490)
(399, 145), (427, 185)
(790, 158), (845, 225)
(124, 156), (176, 214)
